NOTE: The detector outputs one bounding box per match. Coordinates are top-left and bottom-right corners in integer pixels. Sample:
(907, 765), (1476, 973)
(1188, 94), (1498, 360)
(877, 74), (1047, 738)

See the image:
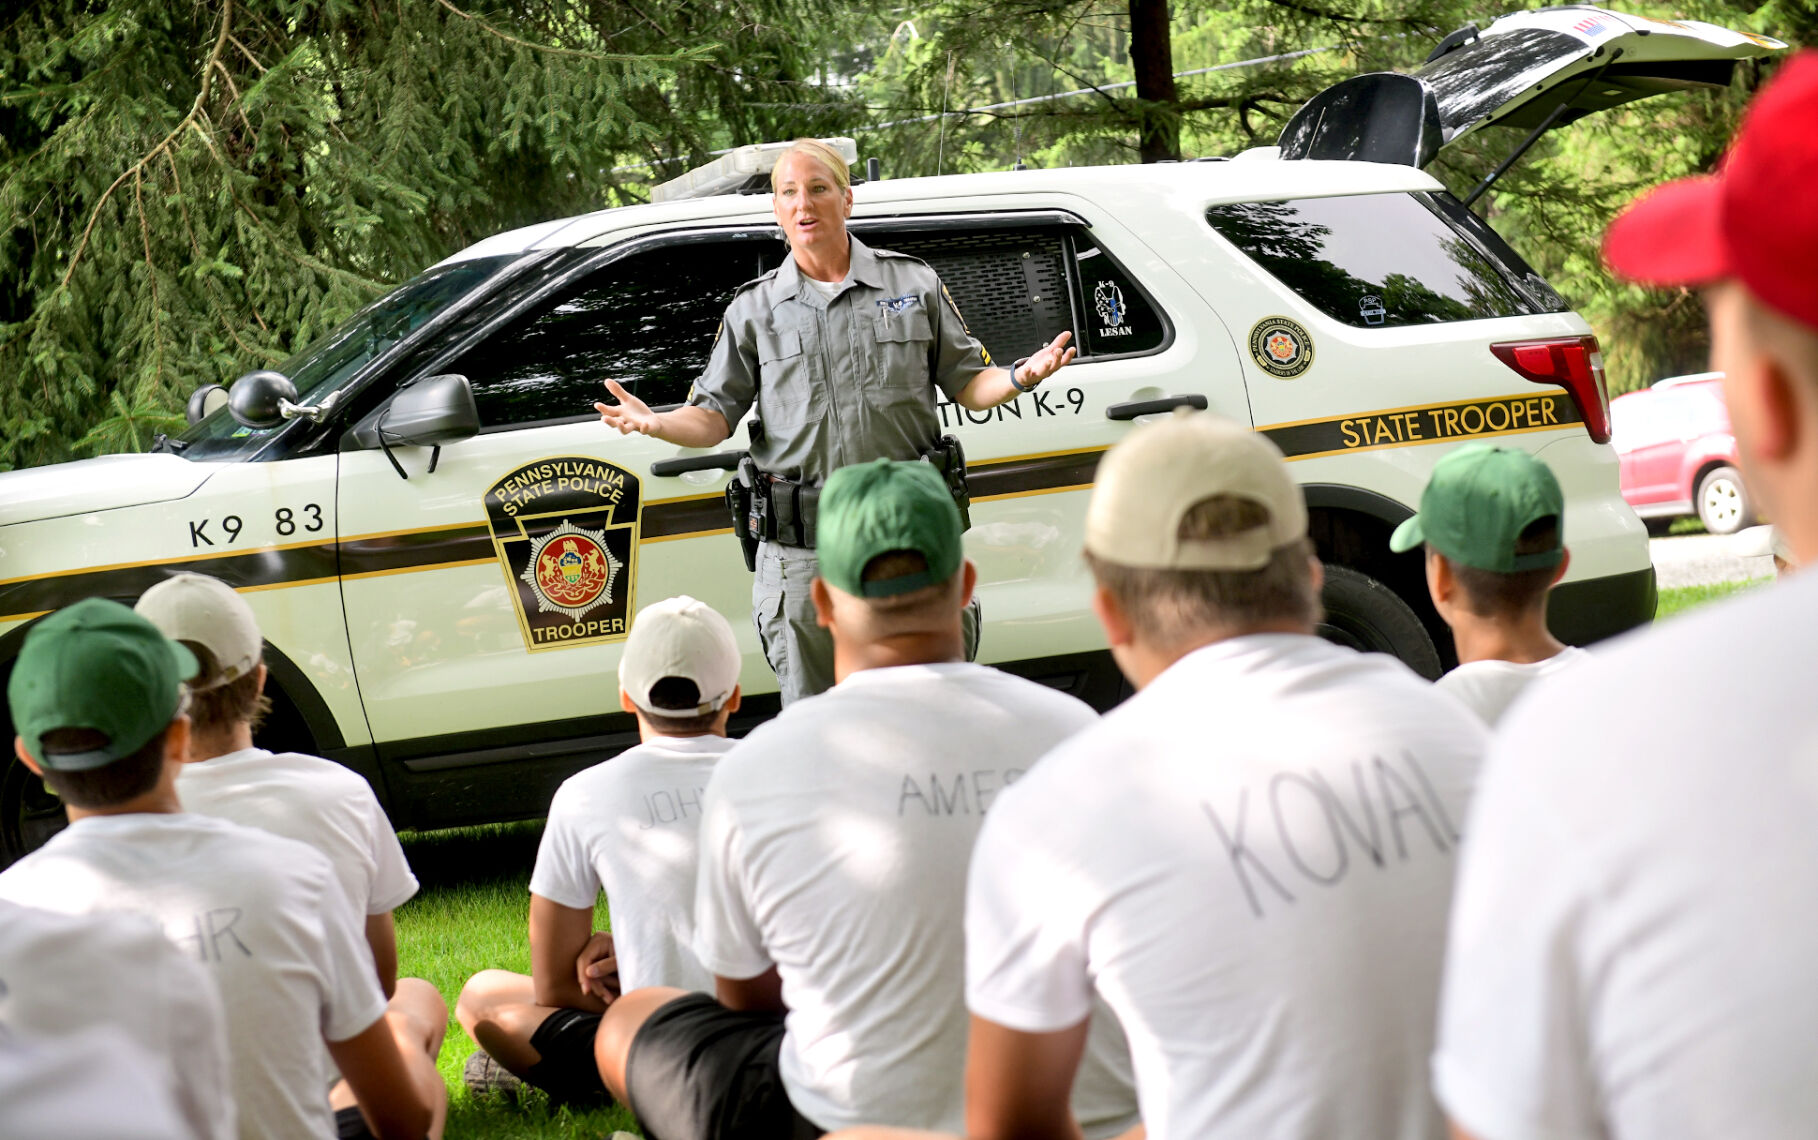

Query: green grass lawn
(1655, 578), (1764, 620)
(395, 822), (641, 1138)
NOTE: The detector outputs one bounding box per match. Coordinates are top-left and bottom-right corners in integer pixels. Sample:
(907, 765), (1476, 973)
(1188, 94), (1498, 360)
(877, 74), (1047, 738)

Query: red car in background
(1610, 372), (1755, 535)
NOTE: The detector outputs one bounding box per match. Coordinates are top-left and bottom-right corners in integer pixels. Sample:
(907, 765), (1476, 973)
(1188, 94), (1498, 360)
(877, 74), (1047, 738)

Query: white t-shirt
(967, 634), (1488, 1140)
(1435, 572), (1818, 1140)
(0, 813), (389, 1140)
(694, 662), (1137, 1137)
(0, 899), (236, 1140)
(806, 274), (847, 300)
(1435, 645), (1590, 726)
(0, 1025), (193, 1140)
(529, 733), (736, 993)
(177, 748), (418, 917)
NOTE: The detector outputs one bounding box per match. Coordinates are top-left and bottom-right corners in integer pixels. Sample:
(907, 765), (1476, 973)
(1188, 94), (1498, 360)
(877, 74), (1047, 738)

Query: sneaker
(463, 1050), (526, 1101)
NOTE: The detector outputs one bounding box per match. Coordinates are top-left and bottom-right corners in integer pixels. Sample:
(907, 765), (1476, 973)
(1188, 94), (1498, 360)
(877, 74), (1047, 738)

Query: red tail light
(1490, 336), (1612, 445)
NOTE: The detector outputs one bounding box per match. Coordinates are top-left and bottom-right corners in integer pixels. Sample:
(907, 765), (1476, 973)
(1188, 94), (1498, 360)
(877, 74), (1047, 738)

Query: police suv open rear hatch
(1278, 6), (1785, 187)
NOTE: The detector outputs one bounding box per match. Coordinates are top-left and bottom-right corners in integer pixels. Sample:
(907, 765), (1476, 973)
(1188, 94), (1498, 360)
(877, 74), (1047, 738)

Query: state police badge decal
(1248, 316), (1314, 379)
(485, 457), (641, 652)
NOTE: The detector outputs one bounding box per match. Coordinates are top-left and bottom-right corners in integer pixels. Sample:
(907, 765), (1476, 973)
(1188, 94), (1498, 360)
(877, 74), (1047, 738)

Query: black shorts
(333, 1106), (414, 1140)
(624, 993), (824, 1140)
(526, 1007), (610, 1106)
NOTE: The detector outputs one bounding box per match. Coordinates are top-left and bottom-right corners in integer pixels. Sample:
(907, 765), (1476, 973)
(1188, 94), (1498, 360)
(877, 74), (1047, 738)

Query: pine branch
(59, 0), (236, 290)
(132, 170), (166, 390)
(434, 0), (716, 64)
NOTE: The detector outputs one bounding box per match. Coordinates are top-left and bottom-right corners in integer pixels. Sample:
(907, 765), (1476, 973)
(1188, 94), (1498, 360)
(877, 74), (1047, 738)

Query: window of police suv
(454, 223), (1172, 431)
(1204, 191), (1568, 328)
(176, 255), (518, 459)
(456, 238), (785, 429)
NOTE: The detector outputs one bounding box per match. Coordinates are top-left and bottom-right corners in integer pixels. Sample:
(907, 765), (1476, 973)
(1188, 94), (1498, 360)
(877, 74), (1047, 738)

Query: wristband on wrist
(1009, 357), (1037, 393)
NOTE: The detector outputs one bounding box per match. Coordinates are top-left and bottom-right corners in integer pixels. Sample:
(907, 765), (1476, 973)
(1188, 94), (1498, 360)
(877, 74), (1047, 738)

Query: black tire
(1, 756), (67, 867)
(1696, 465), (1754, 536)
(1318, 563), (1442, 680)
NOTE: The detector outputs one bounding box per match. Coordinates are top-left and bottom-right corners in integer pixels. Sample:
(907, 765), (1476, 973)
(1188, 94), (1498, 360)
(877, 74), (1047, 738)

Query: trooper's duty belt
(724, 435), (972, 572)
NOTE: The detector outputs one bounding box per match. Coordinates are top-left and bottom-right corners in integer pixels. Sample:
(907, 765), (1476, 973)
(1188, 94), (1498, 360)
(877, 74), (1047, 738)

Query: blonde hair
(770, 138), (851, 194)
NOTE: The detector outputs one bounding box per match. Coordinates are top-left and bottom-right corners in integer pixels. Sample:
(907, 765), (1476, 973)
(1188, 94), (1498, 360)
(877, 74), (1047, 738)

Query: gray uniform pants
(752, 541), (982, 706)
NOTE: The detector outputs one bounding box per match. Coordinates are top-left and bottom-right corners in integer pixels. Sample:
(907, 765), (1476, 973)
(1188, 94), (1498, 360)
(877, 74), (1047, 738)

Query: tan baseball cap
(134, 573), (263, 691)
(1085, 410), (1307, 570)
(619, 596), (740, 716)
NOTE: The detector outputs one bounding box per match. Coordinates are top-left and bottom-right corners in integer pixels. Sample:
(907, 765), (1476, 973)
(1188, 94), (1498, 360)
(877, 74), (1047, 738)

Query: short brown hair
(1741, 286), (1818, 390)
(38, 725), (170, 809)
(1445, 518), (1561, 619)
(179, 642), (269, 736)
(1085, 495), (1320, 645)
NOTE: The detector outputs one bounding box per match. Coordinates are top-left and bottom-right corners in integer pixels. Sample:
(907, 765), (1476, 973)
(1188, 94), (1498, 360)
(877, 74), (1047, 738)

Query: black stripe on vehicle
(0, 450), (1111, 620)
(1259, 391), (1582, 462)
(0, 543), (341, 621)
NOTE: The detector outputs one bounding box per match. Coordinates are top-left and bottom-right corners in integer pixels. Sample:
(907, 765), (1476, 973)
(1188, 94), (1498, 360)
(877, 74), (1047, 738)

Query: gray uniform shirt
(687, 235), (994, 484)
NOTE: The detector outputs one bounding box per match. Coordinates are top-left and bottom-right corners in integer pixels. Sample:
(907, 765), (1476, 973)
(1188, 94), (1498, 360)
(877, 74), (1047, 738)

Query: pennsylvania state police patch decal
(1249, 316), (1314, 379)
(485, 457), (641, 652)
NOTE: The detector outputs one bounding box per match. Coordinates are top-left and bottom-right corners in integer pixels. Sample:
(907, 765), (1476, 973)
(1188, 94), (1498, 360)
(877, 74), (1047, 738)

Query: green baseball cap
(817, 459), (963, 598)
(1390, 443), (1565, 572)
(8, 598), (198, 771)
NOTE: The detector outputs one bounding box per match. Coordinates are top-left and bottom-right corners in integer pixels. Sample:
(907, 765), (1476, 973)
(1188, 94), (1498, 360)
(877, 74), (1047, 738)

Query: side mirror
(228, 370), (298, 429)
(186, 384), (230, 426)
(349, 374), (479, 479)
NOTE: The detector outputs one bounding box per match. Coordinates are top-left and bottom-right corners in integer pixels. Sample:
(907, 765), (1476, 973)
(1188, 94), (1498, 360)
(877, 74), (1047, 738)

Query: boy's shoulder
(557, 736), (733, 799)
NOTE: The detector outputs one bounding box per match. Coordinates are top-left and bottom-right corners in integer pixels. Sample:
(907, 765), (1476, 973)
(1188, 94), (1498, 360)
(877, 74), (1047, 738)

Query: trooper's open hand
(576, 931), (621, 1002)
(595, 379), (660, 436)
(1019, 330), (1077, 386)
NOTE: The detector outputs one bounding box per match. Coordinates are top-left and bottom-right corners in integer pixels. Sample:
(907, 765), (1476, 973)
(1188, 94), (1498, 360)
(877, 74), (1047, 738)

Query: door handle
(1105, 394), (1209, 421)
(650, 450), (747, 478)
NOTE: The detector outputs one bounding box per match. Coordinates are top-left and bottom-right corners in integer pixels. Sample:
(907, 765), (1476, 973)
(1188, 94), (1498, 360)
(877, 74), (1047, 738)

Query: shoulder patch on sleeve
(941, 284), (971, 330)
(941, 285), (990, 364)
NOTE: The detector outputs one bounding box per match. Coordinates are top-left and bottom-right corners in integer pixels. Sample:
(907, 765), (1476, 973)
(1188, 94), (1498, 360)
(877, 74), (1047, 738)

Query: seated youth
(0, 599), (445, 1140)
(962, 413), (1487, 1140)
(135, 572), (449, 1137)
(0, 898), (236, 1140)
(592, 459), (1137, 1140)
(136, 572), (422, 995)
(1388, 444), (1587, 726)
(456, 595), (743, 1105)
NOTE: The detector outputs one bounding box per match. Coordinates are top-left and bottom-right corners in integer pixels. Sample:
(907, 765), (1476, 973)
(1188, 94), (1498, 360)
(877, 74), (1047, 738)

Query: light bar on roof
(651, 138), (859, 203)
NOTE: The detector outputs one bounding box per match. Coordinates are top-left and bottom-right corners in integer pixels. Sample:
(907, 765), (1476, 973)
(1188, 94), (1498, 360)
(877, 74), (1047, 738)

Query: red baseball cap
(1603, 50), (1818, 329)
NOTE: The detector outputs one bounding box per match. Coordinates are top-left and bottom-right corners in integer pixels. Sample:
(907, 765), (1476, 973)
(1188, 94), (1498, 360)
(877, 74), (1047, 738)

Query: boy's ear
(723, 685), (742, 716)
(1551, 547), (1572, 586)
(810, 577), (835, 630)
(619, 688), (639, 716)
(1426, 548), (1456, 607)
(14, 736), (43, 778)
(1090, 584), (1134, 649)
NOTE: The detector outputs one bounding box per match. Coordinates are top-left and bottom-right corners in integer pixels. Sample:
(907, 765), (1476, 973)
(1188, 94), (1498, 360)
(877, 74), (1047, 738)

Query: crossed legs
(331, 978), (449, 1140)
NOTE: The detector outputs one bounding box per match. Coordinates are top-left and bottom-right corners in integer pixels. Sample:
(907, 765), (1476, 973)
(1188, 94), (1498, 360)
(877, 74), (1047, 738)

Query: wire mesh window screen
(874, 230), (1073, 367)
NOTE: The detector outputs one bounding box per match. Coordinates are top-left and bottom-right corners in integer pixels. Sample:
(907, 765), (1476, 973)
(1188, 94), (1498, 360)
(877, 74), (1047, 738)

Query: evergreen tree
(0, 0), (853, 469)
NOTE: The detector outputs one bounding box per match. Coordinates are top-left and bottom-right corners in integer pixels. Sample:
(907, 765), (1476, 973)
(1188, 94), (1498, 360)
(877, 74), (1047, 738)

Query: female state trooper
(596, 138), (1074, 704)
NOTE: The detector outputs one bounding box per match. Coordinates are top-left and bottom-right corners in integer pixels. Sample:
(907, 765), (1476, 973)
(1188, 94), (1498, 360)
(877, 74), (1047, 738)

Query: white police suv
(0, 8), (1782, 859)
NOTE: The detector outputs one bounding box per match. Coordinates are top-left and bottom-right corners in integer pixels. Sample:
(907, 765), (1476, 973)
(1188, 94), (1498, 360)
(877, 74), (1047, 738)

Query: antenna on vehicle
(937, 50), (955, 176)
(867, 157), (881, 182)
(1005, 39), (1025, 172)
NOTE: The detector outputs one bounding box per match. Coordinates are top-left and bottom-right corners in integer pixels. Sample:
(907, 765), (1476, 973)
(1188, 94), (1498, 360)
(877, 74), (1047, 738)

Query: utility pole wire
(873, 43), (1339, 130)
(614, 42), (1342, 175)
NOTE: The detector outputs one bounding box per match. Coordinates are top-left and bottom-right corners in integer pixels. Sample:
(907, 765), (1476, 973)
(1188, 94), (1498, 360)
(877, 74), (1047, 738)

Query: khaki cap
(619, 596), (741, 716)
(1085, 410), (1307, 570)
(135, 573), (263, 691)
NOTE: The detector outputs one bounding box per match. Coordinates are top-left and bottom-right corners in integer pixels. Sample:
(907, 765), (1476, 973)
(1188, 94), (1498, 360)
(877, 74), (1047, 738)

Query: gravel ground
(1650, 530), (1777, 589)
